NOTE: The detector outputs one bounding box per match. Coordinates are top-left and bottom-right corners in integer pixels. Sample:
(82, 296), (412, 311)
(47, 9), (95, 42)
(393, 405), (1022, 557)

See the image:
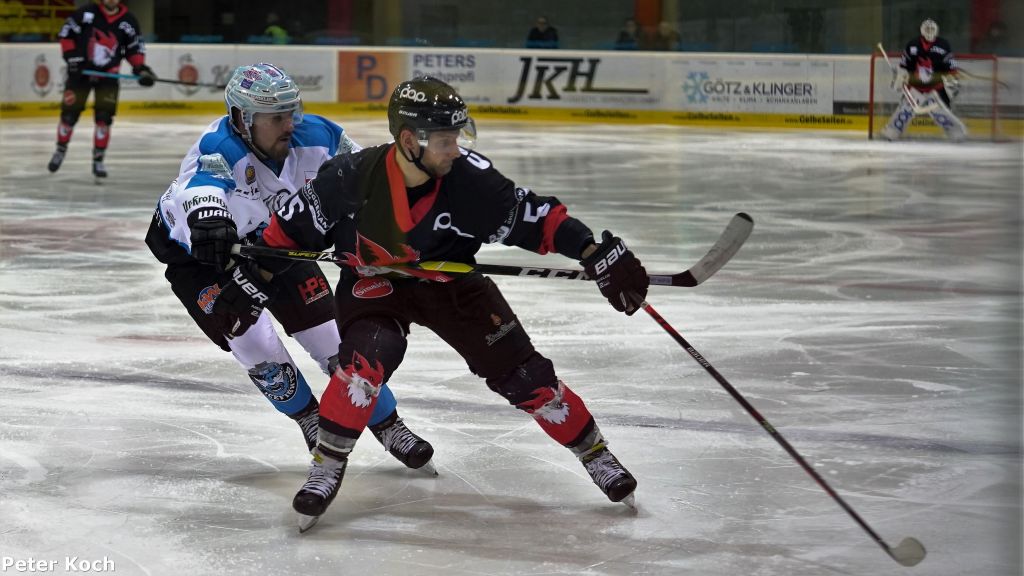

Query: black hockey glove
(212, 261), (277, 338)
(132, 64), (156, 87)
(190, 216), (237, 270)
(581, 230), (649, 316)
(65, 56), (84, 81)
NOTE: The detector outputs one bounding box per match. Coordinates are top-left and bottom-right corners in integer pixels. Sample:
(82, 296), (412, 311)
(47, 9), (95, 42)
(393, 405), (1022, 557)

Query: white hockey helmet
(223, 63), (303, 135)
(920, 19), (939, 42)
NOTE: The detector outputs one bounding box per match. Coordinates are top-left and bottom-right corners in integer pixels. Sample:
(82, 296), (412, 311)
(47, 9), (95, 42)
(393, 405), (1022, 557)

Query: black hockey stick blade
(655, 212), (753, 287)
(888, 537), (926, 567)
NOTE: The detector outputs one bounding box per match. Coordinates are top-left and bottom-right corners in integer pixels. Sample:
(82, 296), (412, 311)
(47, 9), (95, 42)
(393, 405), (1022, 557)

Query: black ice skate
(293, 454), (347, 533)
(581, 446), (637, 509)
(370, 412), (436, 475)
(47, 145), (67, 173)
(92, 149), (107, 182)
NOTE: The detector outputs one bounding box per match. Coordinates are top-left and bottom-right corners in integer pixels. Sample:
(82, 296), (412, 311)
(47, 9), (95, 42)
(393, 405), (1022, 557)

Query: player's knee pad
(60, 109), (82, 126)
(337, 316), (407, 386)
(487, 353), (595, 446)
(94, 108), (115, 126)
(486, 352), (557, 407)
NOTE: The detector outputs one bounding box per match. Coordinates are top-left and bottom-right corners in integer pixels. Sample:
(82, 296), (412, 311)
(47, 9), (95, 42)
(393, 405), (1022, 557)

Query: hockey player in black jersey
(242, 76), (649, 528)
(48, 0), (157, 179)
(882, 18), (967, 141)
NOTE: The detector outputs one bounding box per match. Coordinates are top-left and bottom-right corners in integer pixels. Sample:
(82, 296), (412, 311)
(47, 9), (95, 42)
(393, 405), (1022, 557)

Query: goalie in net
(881, 19), (968, 142)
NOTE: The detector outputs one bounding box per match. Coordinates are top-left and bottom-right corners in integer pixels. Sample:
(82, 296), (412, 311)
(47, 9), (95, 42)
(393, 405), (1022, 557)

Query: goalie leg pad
(927, 96), (968, 141)
(487, 353), (595, 446)
(882, 98), (916, 140)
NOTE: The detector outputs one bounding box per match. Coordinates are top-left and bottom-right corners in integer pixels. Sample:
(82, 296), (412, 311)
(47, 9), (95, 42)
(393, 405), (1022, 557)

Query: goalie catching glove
(581, 231), (649, 315)
(211, 261), (277, 337)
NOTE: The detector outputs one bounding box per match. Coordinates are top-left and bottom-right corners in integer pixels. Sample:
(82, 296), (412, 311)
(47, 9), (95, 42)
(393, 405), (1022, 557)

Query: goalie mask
(920, 19), (939, 42)
(224, 63), (303, 152)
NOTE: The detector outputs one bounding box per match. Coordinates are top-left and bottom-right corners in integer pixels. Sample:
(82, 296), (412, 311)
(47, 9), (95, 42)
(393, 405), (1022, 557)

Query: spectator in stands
(974, 21), (1007, 55)
(264, 12), (289, 44)
(526, 15), (558, 49)
(645, 21), (681, 51)
(614, 18), (638, 50)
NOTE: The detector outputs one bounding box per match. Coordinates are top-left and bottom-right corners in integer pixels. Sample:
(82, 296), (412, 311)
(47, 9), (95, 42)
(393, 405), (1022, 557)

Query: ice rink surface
(1, 116), (1021, 576)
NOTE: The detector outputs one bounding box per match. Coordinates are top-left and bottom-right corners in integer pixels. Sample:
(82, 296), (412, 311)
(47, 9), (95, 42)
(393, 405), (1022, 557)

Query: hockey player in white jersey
(145, 63), (434, 471)
(882, 19), (967, 141)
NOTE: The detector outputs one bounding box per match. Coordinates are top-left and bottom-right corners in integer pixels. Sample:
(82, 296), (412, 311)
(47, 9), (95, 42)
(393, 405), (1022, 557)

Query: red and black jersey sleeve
(447, 149), (594, 260)
(262, 152), (366, 251)
(57, 7), (88, 62)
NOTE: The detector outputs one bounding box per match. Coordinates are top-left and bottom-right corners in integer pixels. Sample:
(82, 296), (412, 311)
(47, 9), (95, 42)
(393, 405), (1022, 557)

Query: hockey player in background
(144, 63), (435, 472)
(243, 76), (648, 530)
(882, 19), (967, 141)
(48, 0), (157, 179)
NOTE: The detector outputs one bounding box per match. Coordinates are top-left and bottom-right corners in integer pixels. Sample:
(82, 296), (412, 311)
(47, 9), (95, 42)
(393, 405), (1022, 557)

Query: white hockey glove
(891, 67), (909, 92)
(943, 74), (960, 102)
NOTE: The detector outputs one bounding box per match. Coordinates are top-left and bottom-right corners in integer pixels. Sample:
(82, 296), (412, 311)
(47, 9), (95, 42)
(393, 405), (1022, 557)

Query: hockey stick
(233, 212), (753, 288)
(82, 69), (226, 89)
(641, 301), (927, 566)
(875, 43), (940, 114)
(950, 68), (1011, 90)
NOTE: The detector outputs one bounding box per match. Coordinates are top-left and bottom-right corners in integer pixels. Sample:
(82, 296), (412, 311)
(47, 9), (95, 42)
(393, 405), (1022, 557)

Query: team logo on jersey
(31, 54), (53, 97)
(491, 313), (502, 326)
(88, 29), (118, 68)
(352, 278), (393, 299)
(339, 351), (385, 408)
(249, 361), (299, 402)
(244, 164), (256, 184)
(196, 284), (222, 314)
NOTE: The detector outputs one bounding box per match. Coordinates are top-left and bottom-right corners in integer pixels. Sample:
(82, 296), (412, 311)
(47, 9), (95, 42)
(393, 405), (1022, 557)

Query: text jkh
(508, 57), (648, 103)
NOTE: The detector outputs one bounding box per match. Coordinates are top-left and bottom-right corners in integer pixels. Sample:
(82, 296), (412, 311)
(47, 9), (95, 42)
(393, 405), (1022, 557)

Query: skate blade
(417, 459), (438, 477)
(619, 493), (637, 512)
(297, 514), (320, 533)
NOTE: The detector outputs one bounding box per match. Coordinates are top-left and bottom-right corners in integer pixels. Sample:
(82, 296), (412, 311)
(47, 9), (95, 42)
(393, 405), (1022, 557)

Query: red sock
(56, 121), (73, 145)
(93, 121), (110, 150)
(318, 351), (385, 434)
(519, 381), (594, 445)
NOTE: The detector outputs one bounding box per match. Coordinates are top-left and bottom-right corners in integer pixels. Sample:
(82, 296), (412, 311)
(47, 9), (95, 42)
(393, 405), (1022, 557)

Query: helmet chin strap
(231, 111), (271, 161)
(398, 140), (437, 178)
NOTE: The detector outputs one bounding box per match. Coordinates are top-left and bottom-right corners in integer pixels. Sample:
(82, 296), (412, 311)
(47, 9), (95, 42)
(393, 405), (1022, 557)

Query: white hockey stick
(876, 43), (940, 114)
(233, 212), (754, 288)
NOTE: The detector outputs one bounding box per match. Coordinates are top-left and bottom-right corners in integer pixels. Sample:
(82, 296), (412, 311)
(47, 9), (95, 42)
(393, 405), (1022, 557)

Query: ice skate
(371, 413), (436, 475)
(581, 446), (637, 510)
(92, 159), (107, 183)
(293, 454), (347, 533)
(48, 146), (67, 173)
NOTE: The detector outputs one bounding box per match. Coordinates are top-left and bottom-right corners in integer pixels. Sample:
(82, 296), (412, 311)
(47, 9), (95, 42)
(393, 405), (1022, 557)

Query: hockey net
(869, 53), (1001, 141)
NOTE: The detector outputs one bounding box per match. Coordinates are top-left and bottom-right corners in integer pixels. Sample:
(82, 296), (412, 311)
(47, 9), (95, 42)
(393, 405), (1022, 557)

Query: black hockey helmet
(387, 76), (475, 148)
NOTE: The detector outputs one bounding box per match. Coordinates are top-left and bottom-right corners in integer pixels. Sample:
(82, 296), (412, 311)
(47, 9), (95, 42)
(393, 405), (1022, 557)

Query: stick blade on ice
(888, 537), (926, 567)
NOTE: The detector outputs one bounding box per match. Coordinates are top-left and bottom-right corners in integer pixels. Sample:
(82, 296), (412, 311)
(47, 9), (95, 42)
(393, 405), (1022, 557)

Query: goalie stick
(642, 301), (927, 567)
(233, 212), (753, 288)
(82, 70), (226, 89)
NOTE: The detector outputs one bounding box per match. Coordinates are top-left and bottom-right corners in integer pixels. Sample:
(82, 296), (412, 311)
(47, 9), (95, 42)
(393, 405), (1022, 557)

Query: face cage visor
(920, 21), (938, 42)
(240, 99), (305, 134)
(415, 117), (477, 150)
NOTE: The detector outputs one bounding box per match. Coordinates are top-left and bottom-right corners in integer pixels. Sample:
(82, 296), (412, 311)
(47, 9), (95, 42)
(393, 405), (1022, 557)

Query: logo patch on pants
(352, 278), (393, 299)
(249, 361), (299, 402)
